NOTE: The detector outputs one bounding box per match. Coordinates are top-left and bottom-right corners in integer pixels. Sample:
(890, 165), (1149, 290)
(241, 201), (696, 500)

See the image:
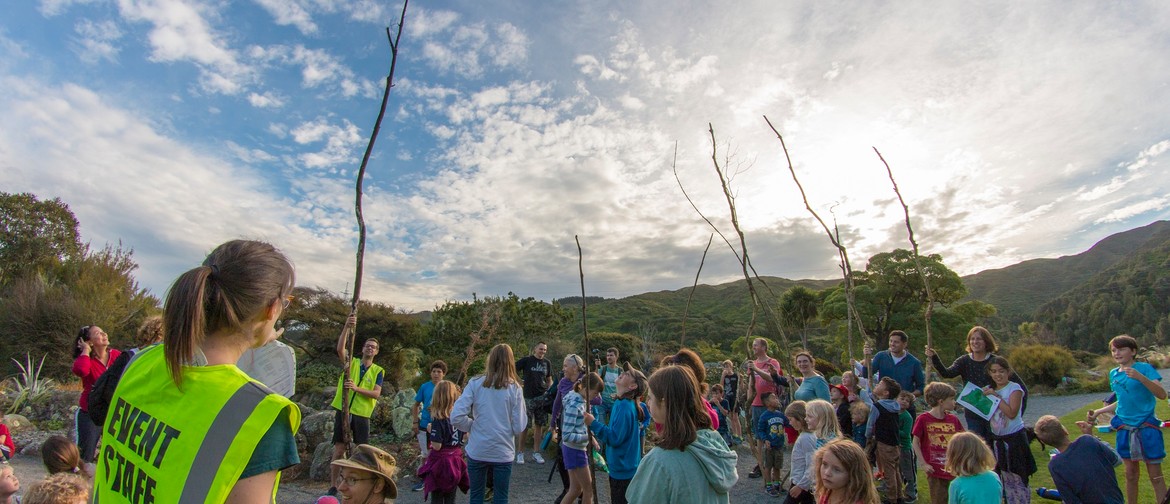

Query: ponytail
(163, 240), (294, 388)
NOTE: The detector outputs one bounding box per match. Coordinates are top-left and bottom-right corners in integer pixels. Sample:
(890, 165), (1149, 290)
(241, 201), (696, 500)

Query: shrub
(297, 360), (342, 393)
(1009, 344), (1076, 387)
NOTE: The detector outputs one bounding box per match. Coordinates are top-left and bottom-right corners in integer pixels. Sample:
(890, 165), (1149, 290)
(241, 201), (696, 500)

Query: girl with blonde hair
(452, 343), (526, 503)
(946, 431), (1003, 504)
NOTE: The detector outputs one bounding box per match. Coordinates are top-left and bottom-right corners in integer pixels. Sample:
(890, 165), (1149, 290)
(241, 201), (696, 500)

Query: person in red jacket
(71, 325), (120, 463)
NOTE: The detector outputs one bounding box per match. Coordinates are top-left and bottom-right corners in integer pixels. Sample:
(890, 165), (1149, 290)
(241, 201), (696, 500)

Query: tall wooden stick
(681, 234), (714, 345)
(575, 235), (599, 504)
(874, 147), (936, 349)
(341, 1), (409, 451)
(763, 116), (871, 379)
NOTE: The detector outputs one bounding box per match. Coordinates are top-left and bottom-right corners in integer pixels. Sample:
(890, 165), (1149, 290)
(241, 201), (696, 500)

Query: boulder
(309, 441), (336, 482)
(391, 388), (414, 409)
(390, 406), (413, 441)
(0, 414), (34, 433)
(300, 411), (336, 453)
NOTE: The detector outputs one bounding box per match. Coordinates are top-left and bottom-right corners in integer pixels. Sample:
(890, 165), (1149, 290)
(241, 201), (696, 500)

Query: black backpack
(530, 376), (559, 417)
(87, 348), (136, 427)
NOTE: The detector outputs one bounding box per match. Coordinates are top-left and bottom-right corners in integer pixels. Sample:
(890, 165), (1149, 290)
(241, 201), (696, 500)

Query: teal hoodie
(627, 429), (739, 504)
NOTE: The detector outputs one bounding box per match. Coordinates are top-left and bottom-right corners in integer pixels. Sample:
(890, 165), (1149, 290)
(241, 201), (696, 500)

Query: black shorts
(332, 408), (371, 445)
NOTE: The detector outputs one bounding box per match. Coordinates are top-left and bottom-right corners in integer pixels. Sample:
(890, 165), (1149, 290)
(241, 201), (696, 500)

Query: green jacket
(627, 429), (738, 503)
(898, 409), (914, 450)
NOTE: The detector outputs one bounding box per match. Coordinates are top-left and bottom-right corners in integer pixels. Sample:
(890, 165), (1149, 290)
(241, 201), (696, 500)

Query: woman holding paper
(925, 326), (1027, 442)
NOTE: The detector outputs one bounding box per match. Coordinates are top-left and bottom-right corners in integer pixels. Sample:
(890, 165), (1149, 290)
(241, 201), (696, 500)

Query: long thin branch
(874, 147), (935, 348)
(763, 116), (870, 369)
(575, 235), (599, 504)
(682, 234), (714, 344)
(341, 3), (409, 451)
(672, 141), (744, 264)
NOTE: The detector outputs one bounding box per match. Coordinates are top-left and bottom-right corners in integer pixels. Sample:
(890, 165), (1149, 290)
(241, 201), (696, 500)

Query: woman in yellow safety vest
(94, 240), (301, 504)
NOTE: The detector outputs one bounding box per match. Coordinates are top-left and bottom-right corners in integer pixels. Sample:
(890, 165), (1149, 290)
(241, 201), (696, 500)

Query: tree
(0, 192), (82, 287)
(779, 285), (819, 350)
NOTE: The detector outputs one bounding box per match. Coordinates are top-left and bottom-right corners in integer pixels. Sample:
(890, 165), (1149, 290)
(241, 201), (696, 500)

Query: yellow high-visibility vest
(94, 345), (301, 504)
(330, 358), (383, 418)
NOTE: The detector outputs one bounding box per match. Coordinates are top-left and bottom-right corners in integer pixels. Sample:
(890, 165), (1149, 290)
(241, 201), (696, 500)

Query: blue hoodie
(627, 429), (739, 504)
(590, 397), (643, 480)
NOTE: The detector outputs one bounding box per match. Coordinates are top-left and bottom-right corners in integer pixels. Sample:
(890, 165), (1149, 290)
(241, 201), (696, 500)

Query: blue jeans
(468, 458), (513, 504)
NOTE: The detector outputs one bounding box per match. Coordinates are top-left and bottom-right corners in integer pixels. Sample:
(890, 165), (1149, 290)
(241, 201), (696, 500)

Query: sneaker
(766, 485), (780, 497)
(411, 481), (424, 492)
(533, 452), (546, 464)
(516, 453), (526, 464)
(748, 465), (763, 478)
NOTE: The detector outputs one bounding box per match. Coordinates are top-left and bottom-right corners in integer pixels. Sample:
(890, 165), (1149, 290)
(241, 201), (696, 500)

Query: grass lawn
(912, 399), (1170, 503)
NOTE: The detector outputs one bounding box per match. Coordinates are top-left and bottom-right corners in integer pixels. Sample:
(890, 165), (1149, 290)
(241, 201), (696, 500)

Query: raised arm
(335, 314), (356, 362)
(925, 347), (964, 379)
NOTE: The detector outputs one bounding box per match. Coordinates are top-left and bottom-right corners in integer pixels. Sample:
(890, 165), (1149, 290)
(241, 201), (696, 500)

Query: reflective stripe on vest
(330, 358), (383, 418)
(95, 345), (301, 504)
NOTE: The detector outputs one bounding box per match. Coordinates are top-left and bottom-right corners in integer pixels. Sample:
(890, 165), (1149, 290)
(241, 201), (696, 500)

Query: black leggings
(430, 490), (456, 504)
(76, 409), (99, 463)
(609, 477), (632, 504)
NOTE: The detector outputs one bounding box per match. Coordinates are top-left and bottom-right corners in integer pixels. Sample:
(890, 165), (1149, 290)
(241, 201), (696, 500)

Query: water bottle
(1036, 487), (1061, 500)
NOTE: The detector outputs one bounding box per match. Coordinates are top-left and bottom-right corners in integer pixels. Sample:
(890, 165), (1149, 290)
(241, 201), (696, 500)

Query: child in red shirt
(912, 382), (965, 504)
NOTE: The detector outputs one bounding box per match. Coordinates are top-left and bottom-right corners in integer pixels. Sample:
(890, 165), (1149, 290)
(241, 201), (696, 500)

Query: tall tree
(0, 192), (82, 286)
(779, 285), (819, 350)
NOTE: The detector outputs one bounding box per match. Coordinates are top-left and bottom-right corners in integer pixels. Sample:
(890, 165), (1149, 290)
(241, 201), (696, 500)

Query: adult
(515, 342), (553, 465)
(791, 351), (830, 402)
(452, 343), (527, 504)
(329, 314), (385, 496)
(595, 347), (623, 425)
(720, 359), (743, 443)
(744, 337), (784, 480)
(72, 324), (120, 463)
(552, 354), (584, 504)
(88, 315), (165, 427)
(865, 330), (926, 414)
(410, 360), (448, 492)
(331, 444), (399, 504)
(94, 240), (301, 503)
(926, 326), (1028, 441)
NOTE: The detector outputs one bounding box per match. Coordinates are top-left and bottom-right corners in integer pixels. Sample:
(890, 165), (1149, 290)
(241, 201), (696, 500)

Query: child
(587, 363), (648, 504)
(849, 401), (870, 447)
(946, 431), (1003, 504)
(0, 464), (19, 504)
(416, 380), (467, 504)
(806, 399), (842, 446)
(40, 435), (94, 478)
(814, 438), (881, 504)
(626, 366), (736, 504)
(895, 391), (918, 504)
(560, 371), (604, 504)
(756, 392), (789, 497)
(21, 473), (88, 504)
(912, 382), (964, 504)
(0, 413), (13, 462)
(710, 383), (733, 447)
(863, 377), (904, 504)
(784, 400), (816, 504)
(832, 383), (853, 437)
(1088, 334), (1168, 504)
(984, 356), (1036, 504)
(841, 371), (861, 402)
(1034, 414), (1123, 504)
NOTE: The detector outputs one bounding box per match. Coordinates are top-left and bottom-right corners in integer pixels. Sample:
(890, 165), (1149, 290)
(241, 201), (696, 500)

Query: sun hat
(330, 444), (399, 498)
(831, 384), (851, 398)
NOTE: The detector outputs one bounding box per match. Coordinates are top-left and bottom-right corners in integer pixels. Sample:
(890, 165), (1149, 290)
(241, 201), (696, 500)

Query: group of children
(0, 433), (97, 504)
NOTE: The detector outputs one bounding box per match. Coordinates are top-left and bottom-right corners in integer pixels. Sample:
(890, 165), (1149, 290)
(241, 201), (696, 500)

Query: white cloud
(247, 91), (285, 108)
(73, 19), (123, 64)
(226, 140), (277, 163)
(38, 0), (98, 16)
(407, 8), (458, 38)
(290, 117), (363, 169)
(253, 0), (317, 34)
(415, 20), (530, 78)
(249, 44), (377, 98)
(1096, 197), (1170, 224)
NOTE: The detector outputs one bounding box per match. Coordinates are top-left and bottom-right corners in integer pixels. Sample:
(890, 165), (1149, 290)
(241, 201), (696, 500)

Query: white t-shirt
(990, 382), (1025, 436)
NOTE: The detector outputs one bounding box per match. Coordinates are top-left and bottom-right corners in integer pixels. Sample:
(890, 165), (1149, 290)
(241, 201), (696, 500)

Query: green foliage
(582, 331), (644, 369)
(7, 353), (56, 414)
(779, 285), (819, 349)
(0, 192), (82, 287)
(1008, 344), (1077, 387)
(282, 287), (424, 389)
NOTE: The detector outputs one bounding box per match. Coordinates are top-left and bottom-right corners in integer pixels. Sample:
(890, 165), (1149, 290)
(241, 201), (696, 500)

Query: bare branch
(874, 147), (936, 348)
(682, 234), (714, 345)
(575, 235), (599, 504)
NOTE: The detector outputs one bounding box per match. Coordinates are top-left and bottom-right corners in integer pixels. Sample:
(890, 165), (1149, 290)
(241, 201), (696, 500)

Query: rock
(300, 411), (336, 452)
(392, 389), (414, 409)
(309, 441), (336, 482)
(1, 414), (34, 433)
(390, 406), (413, 441)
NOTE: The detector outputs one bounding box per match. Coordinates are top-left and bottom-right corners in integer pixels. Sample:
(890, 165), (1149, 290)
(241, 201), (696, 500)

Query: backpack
(530, 376), (559, 417)
(87, 348), (136, 427)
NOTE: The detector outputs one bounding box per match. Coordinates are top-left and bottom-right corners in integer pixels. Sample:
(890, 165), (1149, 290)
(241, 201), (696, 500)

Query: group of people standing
(9, 237), (1161, 504)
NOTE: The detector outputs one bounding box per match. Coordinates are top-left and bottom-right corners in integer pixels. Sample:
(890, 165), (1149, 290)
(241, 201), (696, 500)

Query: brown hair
(40, 435), (82, 475)
(429, 381), (459, 420)
(647, 365), (711, 450)
(606, 347), (619, 356)
(987, 355), (1013, 375)
(483, 343), (519, 389)
(710, 383), (724, 396)
(430, 360), (448, 373)
(620, 363), (648, 422)
(945, 431), (996, 477)
(1033, 415), (1069, 448)
(1110, 334), (1139, 352)
(923, 382), (957, 408)
(135, 315), (164, 347)
(164, 240), (295, 387)
(793, 351), (814, 366)
(848, 400), (870, 420)
(813, 438), (881, 504)
(897, 391), (916, 403)
(877, 376), (901, 399)
(662, 348), (708, 395)
(785, 400), (808, 430)
(576, 372), (604, 396)
(21, 473), (89, 504)
(966, 326), (999, 354)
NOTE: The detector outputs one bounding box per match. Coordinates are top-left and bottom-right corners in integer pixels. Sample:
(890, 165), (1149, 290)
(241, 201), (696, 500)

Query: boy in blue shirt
(1087, 334), (1167, 504)
(756, 392), (789, 497)
(1035, 414), (1123, 504)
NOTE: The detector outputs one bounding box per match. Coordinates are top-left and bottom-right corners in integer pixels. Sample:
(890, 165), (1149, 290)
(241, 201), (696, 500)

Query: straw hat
(330, 444), (399, 498)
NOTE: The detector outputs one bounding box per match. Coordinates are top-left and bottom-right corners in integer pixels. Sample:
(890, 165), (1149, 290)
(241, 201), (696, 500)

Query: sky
(2, 1), (1169, 312)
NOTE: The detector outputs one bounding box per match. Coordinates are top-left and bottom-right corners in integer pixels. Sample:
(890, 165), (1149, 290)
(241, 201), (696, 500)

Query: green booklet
(956, 381), (1000, 421)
